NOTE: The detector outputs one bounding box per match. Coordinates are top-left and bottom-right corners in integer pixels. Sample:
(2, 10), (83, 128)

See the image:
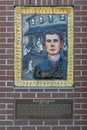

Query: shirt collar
(48, 54), (61, 63)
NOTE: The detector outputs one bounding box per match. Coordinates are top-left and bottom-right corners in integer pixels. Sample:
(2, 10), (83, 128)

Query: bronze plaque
(14, 99), (73, 119)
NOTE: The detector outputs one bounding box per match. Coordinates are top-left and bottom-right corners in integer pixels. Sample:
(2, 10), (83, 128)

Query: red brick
(0, 6), (6, 10)
(22, 127), (35, 130)
(48, 0), (52, 4)
(82, 49), (87, 54)
(82, 81), (87, 86)
(74, 44), (87, 49)
(82, 71), (87, 75)
(31, 0), (35, 4)
(74, 16), (80, 21)
(74, 104), (81, 108)
(22, 93), (35, 98)
(59, 120), (73, 125)
(74, 11), (87, 16)
(7, 49), (14, 54)
(7, 28), (14, 33)
(75, 54), (87, 59)
(0, 17), (6, 21)
(0, 65), (13, 70)
(74, 0), (87, 5)
(75, 87), (87, 92)
(82, 115), (87, 120)
(0, 60), (5, 64)
(56, 0), (62, 4)
(7, 104), (14, 109)
(67, 127), (80, 130)
(37, 93), (51, 98)
(0, 99), (13, 103)
(37, 127), (50, 130)
(0, 93), (5, 97)
(0, 110), (13, 115)
(31, 89), (43, 93)
(75, 121), (87, 125)
(74, 110), (87, 115)
(0, 49), (5, 53)
(44, 120), (58, 125)
(74, 33), (87, 37)
(59, 89), (74, 92)
(0, 33), (13, 38)
(0, 1), (14, 5)
(0, 116), (5, 120)
(82, 91), (87, 97)
(82, 38), (87, 42)
(67, 93), (80, 98)
(0, 88), (13, 92)
(0, 121), (13, 125)
(0, 104), (5, 109)
(52, 127), (65, 130)
(82, 126), (87, 130)
(82, 16), (87, 21)
(14, 120), (28, 125)
(7, 17), (14, 21)
(52, 93), (66, 98)
(0, 28), (6, 32)
(75, 99), (87, 103)
(0, 82), (5, 86)
(26, 0), (31, 4)
(82, 104), (87, 108)
(7, 60), (14, 64)
(53, 0), (58, 4)
(74, 6), (80, 10)
(42, 0), (47, 5)
(0, 76), (13, 81)
(7, 82), (13, 86)
(82, 27), (87, 32)
(74, 71), (81, 76)
(0, 44), (13, 48)
(74, 82), (81, 86)
(37, 0), (41, 4)
(0, 55), (13, 59)
(0, 38), (6, 42)
(74, 38), (80, 43)
(7, 115), (14, 120)
(63, 0), (67, 4)
(15, 89), (28, 92)
(7, 93), (20, 98)
(74, 66), (87, 71)
(7, 127), (20, 130)
(74, 60), (80, 65)
(0, 12), (13, 17)
(0, 127), (5, 130)
(30, 120), (43, 125)
(45, 89), (58, 92)
(20, 0), (25, 4)
(74, 76), (87, 81)
(6, 6), (14, 11)
(74, 27), (80, 32)
(7, 71), (13, 75)
(73, 115), (80, 119)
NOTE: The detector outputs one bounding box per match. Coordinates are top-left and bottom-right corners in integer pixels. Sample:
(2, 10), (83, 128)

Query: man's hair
(43, 29), (64, 43)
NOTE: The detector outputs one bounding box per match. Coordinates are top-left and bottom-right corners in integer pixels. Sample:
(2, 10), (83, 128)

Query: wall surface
(0, 0), (87, 130)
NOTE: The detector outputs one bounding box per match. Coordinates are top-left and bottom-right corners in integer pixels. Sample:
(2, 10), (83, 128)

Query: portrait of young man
(34, 29), (67, 79)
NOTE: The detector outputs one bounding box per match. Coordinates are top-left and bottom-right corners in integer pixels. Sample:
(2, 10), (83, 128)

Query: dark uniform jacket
(34, 56), (67, 79)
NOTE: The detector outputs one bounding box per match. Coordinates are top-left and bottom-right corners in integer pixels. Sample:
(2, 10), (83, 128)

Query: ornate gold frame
(14, 6), (74, 87)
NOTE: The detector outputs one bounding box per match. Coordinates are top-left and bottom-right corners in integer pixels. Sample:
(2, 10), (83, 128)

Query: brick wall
(0, 0), (87, 130)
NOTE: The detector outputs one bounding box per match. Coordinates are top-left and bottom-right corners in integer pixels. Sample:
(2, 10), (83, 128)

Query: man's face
(45, 34), (62, 56)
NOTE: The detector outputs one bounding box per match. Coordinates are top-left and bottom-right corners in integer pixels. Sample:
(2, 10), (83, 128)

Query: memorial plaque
(14, 99), (73, 119)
